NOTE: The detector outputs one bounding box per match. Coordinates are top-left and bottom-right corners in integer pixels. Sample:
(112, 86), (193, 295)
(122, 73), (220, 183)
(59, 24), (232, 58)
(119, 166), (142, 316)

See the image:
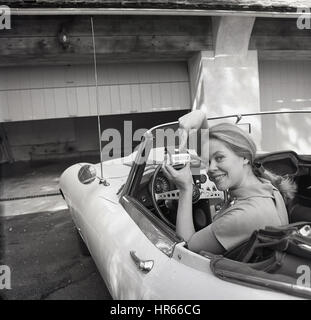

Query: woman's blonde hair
(209, 122), (297, 204)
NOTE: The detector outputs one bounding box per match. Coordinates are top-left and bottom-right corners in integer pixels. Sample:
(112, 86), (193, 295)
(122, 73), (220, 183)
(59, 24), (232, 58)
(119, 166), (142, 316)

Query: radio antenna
(90, 17), (109, 186)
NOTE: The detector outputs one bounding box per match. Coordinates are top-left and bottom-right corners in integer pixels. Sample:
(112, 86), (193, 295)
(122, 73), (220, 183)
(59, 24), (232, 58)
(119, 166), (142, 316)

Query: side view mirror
(78, 164), (97, 184)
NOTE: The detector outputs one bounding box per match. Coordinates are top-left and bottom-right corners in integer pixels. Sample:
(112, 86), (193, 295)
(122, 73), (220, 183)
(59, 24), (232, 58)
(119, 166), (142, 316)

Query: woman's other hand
(162, 162), (193, 192)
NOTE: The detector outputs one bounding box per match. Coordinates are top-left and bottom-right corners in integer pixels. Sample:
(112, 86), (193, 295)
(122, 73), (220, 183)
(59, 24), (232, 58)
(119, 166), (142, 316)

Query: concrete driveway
(1, 209), (112, 300)
(0, 158), (112, 300)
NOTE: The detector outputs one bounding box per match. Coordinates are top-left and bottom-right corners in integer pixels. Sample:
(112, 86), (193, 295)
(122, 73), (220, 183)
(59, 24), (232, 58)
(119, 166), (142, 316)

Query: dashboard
(137, 166), (226, 228)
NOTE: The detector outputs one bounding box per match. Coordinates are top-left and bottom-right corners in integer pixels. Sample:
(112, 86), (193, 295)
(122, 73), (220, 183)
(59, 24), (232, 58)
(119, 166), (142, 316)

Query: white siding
(259, 60), (311, 111)
(0, 62), (190, 122)
(259, 60), (311, 153)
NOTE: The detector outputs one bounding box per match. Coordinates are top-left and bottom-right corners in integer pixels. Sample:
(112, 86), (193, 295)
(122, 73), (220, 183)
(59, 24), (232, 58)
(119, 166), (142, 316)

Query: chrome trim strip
(147, 109), (311, 134)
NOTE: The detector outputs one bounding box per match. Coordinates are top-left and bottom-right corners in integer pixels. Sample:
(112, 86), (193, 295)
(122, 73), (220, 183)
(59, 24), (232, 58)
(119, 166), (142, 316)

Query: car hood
(95, 152), (137, 179)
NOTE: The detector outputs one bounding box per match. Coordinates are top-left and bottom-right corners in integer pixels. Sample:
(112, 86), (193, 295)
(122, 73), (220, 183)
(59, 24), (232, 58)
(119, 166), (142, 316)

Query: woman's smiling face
(208, 138), (247, 191)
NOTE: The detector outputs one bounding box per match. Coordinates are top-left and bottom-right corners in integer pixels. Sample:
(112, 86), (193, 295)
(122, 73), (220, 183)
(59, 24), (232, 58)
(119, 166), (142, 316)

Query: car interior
(134, 143), (311, 233)
(256, 150), (311, 223)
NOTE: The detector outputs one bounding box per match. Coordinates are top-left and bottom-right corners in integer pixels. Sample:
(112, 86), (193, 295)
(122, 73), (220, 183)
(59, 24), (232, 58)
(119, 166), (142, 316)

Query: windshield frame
(122, 109), (311, 198)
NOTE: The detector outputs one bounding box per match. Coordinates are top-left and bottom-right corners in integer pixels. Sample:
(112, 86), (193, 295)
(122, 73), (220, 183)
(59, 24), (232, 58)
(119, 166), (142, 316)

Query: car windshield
(138, 110), (311, 165)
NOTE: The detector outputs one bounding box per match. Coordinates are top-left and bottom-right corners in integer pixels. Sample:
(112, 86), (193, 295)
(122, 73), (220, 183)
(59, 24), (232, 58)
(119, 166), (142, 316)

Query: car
(59, 110), (311, 300)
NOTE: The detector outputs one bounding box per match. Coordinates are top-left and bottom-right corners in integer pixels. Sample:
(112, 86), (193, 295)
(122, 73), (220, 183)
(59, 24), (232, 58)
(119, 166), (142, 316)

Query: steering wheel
(150, 164), (225, 230)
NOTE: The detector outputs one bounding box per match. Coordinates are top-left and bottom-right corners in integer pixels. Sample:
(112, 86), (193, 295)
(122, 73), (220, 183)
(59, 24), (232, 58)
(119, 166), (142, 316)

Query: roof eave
(9, 7), (309, 18)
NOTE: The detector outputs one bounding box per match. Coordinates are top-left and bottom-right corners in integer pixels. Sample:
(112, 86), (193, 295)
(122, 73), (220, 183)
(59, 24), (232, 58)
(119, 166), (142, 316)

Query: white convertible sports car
(60, 111), (311, 300)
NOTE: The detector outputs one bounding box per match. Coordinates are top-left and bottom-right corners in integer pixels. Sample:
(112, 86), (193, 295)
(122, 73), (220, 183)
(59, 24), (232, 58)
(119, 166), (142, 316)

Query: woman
(162, 110), (296, 254)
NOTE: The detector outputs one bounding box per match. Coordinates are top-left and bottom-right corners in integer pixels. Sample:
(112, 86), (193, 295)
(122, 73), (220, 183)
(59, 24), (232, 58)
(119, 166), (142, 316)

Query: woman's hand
(178, 109), (207, 131)
(178, 109), (208, 151)
(163, 162), (195, 243)
(161, 162), (193, 192)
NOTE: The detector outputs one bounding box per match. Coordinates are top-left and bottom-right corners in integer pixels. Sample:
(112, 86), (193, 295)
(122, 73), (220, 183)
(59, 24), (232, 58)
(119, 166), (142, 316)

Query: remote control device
(169, 153), (191, 166)
(165, 149), (200, 168)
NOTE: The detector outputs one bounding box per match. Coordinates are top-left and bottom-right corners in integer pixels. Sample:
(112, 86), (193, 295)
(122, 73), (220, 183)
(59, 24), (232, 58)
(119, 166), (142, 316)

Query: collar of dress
(229, 178), (278, 201)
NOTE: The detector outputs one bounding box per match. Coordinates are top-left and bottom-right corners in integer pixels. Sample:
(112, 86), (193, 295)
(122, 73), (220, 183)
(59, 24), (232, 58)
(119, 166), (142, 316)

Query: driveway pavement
(0, 158), (112, 300)
(1, 209), (112, 300)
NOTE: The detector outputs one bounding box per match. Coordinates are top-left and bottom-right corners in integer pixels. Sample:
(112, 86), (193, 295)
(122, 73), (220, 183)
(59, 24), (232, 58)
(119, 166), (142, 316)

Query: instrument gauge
(200, 174), (207, 184)
(154, 175), (170, 193)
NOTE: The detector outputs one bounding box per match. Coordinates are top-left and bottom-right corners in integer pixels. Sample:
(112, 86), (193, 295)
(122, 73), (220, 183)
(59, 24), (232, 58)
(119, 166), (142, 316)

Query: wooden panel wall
(259, 60), (311, 111)
(0, 15), (213, 66)
(259, 60), (311, 153)
(0, 61), (190, 122)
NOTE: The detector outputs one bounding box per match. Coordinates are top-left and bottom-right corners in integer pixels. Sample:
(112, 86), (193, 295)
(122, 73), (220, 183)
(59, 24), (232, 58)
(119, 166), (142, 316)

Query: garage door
(0, 61), (190, 122)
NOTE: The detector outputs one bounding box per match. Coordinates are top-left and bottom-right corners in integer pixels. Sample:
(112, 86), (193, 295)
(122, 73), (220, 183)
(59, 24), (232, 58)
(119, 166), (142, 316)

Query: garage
(0, 61), (190, 162)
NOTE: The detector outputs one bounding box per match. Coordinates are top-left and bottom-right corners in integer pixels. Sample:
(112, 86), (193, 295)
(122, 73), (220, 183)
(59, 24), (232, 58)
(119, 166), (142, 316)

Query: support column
(188, 16), (262, 148)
